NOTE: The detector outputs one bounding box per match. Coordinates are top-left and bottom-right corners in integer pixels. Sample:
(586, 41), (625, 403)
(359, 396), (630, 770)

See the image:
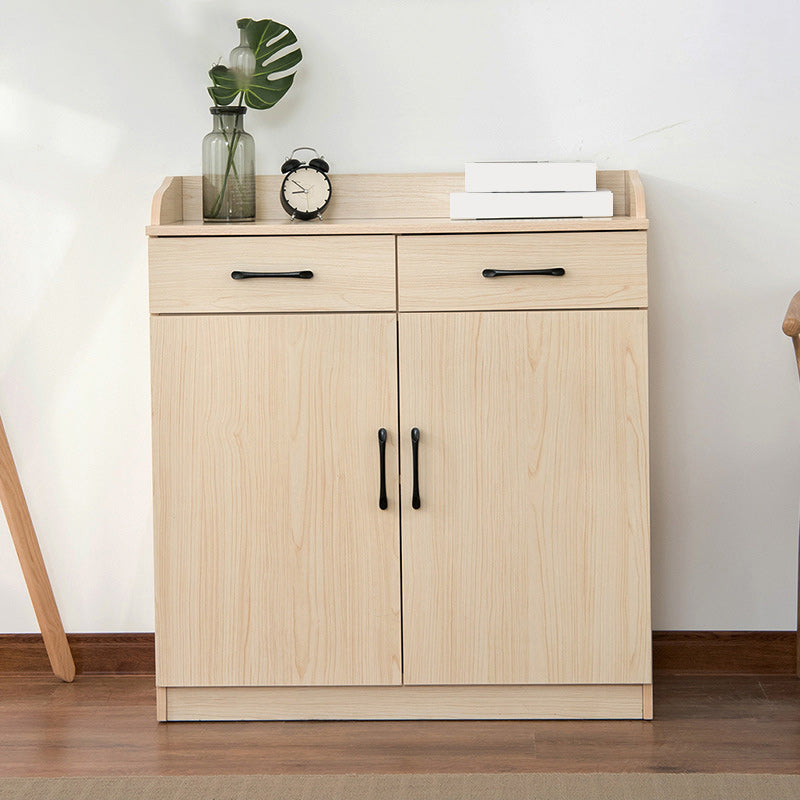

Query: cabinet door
(399, 310), (650, 686)
(152, 313), (401, 687)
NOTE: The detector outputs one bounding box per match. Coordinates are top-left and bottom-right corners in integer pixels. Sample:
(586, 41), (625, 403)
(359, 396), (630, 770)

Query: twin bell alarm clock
(279, 147), (331, 220)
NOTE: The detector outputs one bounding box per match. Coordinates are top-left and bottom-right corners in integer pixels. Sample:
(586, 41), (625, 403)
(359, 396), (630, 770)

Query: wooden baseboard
(0, 634), (155, 676)
(1, 631), (796, 677)
(652, 631), (796, 675)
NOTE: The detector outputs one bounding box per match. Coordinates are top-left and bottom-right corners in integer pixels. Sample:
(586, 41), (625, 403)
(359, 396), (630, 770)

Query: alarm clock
(280, 147), (332, 220)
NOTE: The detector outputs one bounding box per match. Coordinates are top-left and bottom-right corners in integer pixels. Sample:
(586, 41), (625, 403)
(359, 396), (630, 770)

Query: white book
(450, 190), (613, 220)
(465, 162), (596, 193)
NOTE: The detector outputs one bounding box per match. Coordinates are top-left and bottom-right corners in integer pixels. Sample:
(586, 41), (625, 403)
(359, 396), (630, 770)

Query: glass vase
(202, 106), (255, 222)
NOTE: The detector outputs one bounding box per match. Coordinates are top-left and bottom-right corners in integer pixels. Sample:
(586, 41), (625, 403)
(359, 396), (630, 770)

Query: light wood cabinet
(151, 313), (401, 688)
(148, 171), (651, 721)
(398, 310), (650, 687)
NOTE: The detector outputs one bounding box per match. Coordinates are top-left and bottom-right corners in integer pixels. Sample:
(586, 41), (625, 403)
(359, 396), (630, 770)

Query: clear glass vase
(202, 106), (255, 222)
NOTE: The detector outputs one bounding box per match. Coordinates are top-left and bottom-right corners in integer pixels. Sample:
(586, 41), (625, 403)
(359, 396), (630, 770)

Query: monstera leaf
(208, 18), (302, 109)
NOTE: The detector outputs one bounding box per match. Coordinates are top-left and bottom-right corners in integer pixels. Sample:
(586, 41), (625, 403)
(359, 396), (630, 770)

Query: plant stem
(209, 93), (245, 219)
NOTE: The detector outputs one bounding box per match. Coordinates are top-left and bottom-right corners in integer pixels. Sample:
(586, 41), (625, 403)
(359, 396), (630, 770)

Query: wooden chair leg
(793, 335), (800, 678)
(0, 415), (75, 681)
(783, 294), (800, 679)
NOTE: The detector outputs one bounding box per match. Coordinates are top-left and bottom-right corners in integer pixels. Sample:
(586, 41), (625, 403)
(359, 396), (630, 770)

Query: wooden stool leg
(0, 415), (75, 681)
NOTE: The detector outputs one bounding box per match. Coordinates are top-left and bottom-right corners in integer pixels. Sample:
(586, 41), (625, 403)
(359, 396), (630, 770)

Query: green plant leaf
(208, 18), (302, 110)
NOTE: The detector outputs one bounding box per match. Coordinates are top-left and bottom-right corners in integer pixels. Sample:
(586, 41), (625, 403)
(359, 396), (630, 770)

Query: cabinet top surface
(147, 172), (648, 237)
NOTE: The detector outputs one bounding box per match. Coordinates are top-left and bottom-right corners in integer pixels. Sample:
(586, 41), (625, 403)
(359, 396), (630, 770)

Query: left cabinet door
(151, 312), (401, 687)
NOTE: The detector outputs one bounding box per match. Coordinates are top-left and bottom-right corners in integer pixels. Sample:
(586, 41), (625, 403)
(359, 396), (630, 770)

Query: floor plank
(0, 675), (799, 776)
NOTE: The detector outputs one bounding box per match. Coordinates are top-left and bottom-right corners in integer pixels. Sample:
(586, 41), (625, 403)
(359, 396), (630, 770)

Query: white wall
(1, 0), (799, 633)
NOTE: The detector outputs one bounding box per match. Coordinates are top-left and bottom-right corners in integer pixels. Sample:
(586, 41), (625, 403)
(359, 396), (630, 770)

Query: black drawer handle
(231, 270), (314, 280)
(482, 267), (565, 278)
(411, 427), (421, 510)
(378, 428), (388, 511)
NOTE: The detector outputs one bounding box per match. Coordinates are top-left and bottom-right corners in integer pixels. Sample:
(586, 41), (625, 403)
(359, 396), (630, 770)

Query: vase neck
(212, 111), (245, 134)
(229, 28), (256, 78)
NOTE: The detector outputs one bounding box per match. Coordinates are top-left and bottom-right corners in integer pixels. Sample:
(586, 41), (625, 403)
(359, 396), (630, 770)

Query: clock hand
(291, 179), (305, 189)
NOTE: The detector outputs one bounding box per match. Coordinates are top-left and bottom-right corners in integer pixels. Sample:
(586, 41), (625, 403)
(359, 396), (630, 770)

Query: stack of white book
(450, 162), (613, 220)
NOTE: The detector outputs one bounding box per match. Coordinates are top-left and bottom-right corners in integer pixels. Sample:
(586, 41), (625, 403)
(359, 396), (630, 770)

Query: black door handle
(411, 427), (421, 510)
(231, 270), (314, 280)
(482, 267), (565, 278)
(378, 428), (388, 510)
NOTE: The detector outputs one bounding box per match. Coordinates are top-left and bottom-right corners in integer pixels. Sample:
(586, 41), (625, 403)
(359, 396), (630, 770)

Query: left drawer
(149, 235), (396, 313)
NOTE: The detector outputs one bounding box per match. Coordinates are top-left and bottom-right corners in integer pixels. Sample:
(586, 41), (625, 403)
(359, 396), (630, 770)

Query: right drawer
(397, 231), (647, 311)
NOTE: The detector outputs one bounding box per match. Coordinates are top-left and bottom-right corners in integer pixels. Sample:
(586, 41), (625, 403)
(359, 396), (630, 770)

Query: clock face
(281, 166), (332, 219)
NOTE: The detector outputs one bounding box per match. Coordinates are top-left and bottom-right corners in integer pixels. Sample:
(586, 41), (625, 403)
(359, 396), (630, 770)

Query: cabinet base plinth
(159, 684), (652, 721)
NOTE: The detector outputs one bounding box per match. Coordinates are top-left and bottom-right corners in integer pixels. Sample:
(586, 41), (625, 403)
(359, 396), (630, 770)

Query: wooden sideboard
(147, 172), (651, 721)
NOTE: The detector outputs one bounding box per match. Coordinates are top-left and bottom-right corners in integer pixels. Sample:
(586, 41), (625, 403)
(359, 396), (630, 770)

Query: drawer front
(149, 235), (396, 313)
(397, 231), (647, 311)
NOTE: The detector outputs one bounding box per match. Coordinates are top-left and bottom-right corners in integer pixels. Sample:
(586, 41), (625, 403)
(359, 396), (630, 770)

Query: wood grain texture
(156, 686), (167, 722)
(182, 173), (466, 221)
(782, 291), (800, 337)
(164, 684), (646, 721)
(0, 417), (74, 682)
(146, 171), (649, 235)
(151, 313), (401, 687)
(150, 176), (183, 226)
(148, 217), (650, 237)
(397, 231), (647, 311)
(643, 683), (653, 719)
(0, 633), (154, 675)
(173, 172), (642, 222)
(4, 632), (793, 677)
(398, 311), (651, 686)
(625, 171), (647, 218)
(653, 632), (796, 675)
(149, 235), (396, 314)
(785, 293), (800, 677)
(147, 175), (653, 720)
(3, 674), (800, 775)
(596, 171), (628, 217)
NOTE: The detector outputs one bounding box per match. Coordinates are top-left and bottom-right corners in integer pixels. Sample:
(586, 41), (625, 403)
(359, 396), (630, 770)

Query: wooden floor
(1, 674), (799, 776)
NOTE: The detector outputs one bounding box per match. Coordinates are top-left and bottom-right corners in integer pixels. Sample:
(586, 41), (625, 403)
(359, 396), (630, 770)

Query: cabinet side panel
(151, 314), (401, 686)
(399, 310), (650, 685)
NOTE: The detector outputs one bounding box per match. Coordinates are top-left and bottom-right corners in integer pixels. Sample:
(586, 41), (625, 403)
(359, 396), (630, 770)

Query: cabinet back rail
(148, 172), (648, 236)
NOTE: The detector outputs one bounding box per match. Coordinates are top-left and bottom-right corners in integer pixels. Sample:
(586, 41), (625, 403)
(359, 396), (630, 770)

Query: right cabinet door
(398, 310), (651, 686)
